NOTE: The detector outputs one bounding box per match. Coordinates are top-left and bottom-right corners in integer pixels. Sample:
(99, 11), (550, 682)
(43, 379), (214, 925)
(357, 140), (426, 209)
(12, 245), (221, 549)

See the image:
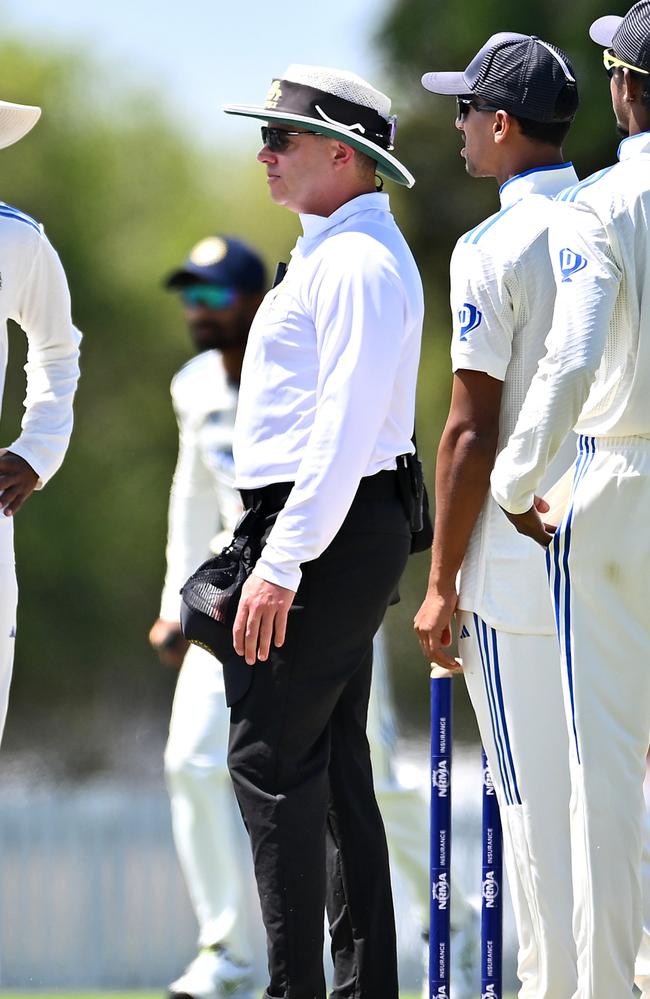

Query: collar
(298, 191), (390, 241)
(499, 163), (578, 207)
(617, 130), (650, 161)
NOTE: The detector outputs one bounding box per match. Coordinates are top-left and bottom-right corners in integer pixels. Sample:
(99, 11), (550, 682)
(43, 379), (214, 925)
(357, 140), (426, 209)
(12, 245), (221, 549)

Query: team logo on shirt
(559, 247), (588, 282)
(458, 302), (482, 341)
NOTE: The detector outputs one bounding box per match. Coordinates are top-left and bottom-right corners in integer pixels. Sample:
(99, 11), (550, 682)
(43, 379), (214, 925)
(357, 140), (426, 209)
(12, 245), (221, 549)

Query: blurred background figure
(149, 235), (266, 999)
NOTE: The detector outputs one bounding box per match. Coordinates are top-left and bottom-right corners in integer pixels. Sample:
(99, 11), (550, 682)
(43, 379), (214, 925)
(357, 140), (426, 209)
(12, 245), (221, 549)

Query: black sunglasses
(456, 97), (502, 120)
(260, 125), (323, 153)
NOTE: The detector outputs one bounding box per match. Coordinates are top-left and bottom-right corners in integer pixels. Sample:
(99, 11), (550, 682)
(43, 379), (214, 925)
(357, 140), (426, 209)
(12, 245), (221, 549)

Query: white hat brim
(421, 71), (473, 96)
(590, 15), (622, 48)
(0, 101), (41, 151)
(223, 104), (415, 188)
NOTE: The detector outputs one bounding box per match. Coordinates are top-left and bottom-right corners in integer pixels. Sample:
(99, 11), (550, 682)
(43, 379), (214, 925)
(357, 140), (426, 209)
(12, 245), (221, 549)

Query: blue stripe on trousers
(547, 435), (596, 764)
(473, 613), (521, 805)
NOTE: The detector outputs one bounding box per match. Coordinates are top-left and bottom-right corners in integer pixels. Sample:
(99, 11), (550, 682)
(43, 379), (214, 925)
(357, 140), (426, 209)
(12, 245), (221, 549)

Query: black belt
(240, 469), (398, 513)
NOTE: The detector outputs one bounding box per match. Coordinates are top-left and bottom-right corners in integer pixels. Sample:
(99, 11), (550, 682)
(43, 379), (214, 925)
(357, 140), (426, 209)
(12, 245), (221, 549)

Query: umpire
(221, 66), (423, 999)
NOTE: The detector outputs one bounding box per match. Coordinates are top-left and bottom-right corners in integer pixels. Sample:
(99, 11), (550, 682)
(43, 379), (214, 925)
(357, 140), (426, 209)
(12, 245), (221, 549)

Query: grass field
(0, 992), (518, 999)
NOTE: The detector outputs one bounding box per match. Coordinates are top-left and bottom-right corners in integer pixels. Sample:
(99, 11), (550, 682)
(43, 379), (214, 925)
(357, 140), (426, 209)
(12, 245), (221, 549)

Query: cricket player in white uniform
(491, 5), (650, 995)
(150, 235), (447, 998)
(415, 35), (582, 998)
(0, 97), (81, 743)
(149, 235), (267, 999)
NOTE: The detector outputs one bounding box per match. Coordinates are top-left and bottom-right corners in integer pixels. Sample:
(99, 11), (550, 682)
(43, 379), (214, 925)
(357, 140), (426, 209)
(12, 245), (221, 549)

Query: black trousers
(228, 474), (411, 999)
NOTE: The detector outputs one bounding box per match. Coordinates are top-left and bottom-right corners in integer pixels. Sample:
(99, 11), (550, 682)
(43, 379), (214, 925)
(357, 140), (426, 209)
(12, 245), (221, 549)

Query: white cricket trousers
(458, 611), (577, 999)
(164, 643), (258, 964)
(548, 435), (650, 999)
(0, 517), (18, 744)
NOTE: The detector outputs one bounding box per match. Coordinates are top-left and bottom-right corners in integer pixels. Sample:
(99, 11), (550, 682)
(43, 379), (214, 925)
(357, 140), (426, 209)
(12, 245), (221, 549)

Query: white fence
(0, 753), (518, 992)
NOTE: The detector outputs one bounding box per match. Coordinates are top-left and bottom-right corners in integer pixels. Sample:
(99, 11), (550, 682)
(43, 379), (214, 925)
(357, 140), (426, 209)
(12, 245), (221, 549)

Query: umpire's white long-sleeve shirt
(491, 132), (650, 514)
(0, 204), (81, 484)
(233, 192), (424, 592)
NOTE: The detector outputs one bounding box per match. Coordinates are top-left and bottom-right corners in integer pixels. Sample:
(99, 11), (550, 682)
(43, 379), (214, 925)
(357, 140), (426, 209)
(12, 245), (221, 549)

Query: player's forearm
(13, 341), (81, 483)
(428, 419), (499, 591)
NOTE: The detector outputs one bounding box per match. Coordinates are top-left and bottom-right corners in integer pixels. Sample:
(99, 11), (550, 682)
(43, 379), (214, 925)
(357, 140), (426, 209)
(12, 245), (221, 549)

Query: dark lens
(456, 97), (470, 120)
(261, 126), (290, 153)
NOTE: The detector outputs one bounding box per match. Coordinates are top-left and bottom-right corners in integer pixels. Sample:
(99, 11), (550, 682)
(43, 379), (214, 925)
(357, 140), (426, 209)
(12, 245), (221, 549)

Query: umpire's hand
(234, 574), (295, 666)
(0, 450), (39, 516)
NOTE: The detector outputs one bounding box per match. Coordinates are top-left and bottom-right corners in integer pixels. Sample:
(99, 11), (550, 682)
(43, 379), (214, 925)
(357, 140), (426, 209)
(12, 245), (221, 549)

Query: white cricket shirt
(159, 350), (242, 621)
(234, 192), (424, 592)
(450, 164), (579, 633)
(0, 204), (81, 562)
(492, 132), (650, 515)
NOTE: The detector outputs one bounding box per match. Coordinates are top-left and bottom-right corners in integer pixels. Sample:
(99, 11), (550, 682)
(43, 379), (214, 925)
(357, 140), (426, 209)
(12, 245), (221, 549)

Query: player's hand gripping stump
(429, 675), (503, 999)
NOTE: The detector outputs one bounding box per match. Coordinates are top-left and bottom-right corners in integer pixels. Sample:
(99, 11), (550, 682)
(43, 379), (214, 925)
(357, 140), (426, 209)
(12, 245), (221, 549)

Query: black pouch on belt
(180, 505), (266, 707)
(396, 438), (433, 554)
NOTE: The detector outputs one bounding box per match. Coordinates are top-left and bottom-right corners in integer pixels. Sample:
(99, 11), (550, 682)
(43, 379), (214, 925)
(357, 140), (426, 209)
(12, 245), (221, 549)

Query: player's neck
(220, 346), (246, 385)
(495, 147), (566, 189)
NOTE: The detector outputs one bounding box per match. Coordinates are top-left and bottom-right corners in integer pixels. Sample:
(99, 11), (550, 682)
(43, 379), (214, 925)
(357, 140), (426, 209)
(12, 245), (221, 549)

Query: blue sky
(4, 0), (392, 146)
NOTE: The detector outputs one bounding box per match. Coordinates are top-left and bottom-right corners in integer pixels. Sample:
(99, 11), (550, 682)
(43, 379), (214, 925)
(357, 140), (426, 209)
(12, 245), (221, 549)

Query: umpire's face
(257, 125), (347, 215)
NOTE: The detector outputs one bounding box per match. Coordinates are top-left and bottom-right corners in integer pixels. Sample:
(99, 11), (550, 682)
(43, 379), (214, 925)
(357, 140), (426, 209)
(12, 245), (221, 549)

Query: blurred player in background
(0, 95), (81, 743)
(149, 235), (266, 999)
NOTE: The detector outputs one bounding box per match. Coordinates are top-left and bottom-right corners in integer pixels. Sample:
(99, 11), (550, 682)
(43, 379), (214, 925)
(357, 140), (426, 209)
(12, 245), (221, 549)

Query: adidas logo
(459, 624), (470, 639)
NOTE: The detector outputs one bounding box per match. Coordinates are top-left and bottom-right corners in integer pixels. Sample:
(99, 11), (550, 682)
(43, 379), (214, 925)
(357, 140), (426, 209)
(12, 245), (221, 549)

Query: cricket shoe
(168, 946), (254, 999)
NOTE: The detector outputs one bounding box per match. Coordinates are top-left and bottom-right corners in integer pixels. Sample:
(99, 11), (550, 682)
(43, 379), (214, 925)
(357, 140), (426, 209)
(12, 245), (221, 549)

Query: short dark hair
(512, 79), (577, 147)
(354, 148), (378, 179)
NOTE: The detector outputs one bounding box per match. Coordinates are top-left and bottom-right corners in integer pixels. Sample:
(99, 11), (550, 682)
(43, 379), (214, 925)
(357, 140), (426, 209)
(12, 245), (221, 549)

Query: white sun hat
(0, 99), (41, 150)
(223, 64), (415, 188)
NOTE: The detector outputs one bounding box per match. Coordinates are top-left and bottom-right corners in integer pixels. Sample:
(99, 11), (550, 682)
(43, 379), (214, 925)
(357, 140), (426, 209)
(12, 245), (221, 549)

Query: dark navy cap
(591, 1), (650, 73)
(422, 32), (579, 123)
(165, 235), (266, 292)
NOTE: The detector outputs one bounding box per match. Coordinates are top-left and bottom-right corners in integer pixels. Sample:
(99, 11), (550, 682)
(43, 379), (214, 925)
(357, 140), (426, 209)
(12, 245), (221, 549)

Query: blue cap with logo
(165, 235), (266, 292)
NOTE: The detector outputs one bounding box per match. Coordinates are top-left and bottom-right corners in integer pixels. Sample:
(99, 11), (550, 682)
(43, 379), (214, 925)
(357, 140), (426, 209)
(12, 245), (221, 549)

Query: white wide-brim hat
(223, 64), (415, 188)
(0, 100), (41, 150)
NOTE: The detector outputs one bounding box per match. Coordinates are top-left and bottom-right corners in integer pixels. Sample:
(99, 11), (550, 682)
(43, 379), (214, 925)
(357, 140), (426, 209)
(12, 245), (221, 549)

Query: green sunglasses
(180, 285), (239, 309)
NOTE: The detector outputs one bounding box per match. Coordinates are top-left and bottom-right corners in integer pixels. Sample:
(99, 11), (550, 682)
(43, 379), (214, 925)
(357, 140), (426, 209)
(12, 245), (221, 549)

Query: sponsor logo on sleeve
(458, 302), (482, 341)
(559, 247), (588, 282)
(459, 624), (470, 639)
